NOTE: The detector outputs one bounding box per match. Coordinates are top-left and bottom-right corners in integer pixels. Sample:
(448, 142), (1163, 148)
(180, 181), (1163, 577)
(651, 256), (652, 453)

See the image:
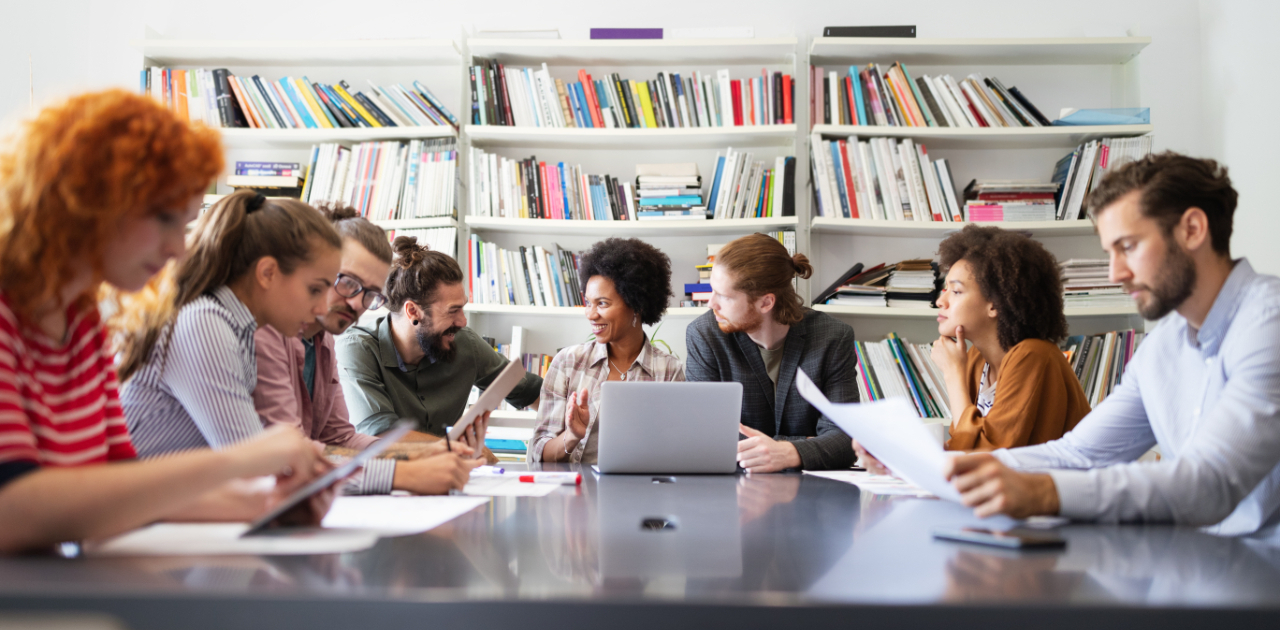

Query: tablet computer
(242, 420), (414, 537)
(447, 360), (527, 441)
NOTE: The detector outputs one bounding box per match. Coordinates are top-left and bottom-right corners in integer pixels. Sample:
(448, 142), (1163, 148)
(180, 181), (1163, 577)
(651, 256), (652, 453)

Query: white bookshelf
(466, 215), (797, 236)
(466, 125), (796, 149)
(466, 304), (708, 317)
(814, 304), (1138, 319)
(810, 217), (1097, 237)
(808, 37), (1150, 66)
(809, 124), (1154, 150)
(218, 126), (455, 148)
(134, 39), (461, 66)
(468, 38), (797, 66)
(376, 217), (458, 230)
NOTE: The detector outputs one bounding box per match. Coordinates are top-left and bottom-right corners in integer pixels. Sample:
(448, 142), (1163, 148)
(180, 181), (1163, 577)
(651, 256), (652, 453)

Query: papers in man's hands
(804, 469), (936, 497)
(449, 360), (527, 441)
(88, 524), (378, 557)
(795, 369), (961, 502)
(321, 495), (489, 535)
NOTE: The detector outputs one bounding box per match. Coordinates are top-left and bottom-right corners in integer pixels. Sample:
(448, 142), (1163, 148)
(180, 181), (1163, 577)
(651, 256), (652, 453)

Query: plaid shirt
(529, 337), (685, 464)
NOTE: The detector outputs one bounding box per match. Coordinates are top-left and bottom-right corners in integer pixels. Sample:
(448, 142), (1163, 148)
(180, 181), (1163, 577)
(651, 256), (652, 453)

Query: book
(590, 28), (662, 39)
(823, 26), (916, 37)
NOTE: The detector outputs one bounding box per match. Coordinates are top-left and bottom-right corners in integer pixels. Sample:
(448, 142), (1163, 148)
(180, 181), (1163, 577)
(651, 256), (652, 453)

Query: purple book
(590, 28), (663, 40)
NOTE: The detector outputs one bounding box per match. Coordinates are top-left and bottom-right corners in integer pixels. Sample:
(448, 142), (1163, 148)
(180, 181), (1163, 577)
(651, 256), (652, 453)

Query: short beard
(716, 309), (764, 335)
(416, 320), (461, 363)
(1130, 238), (1197, 321)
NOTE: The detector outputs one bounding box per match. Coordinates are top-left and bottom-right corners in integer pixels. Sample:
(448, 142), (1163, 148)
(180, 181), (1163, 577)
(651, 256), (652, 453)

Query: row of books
(811, 63), (1050, 129)
(1052, 136), (1155, 221)
(815, 260), (940, 308)
(1063, 330), (1144, 406)
(467, 147), (641, 221)
(388, 227), (457, 260)
(1060, 259), (1131, 308)
(680, 234), (795, 307)
(633, 164), (706, 220)
(707, 151), (796, 219)
(142, 67), (457, 130)
(470, 60), (793, 128)
(300, 139), (457, 221)
(467, 236), (584, 308)
(811, 134), (962, 221)
(962, 180), (1061, 222)
(854, 334), (952, 419)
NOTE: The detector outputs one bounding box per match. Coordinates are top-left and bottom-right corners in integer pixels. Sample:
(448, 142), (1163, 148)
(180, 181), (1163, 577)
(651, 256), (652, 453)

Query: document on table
(88, 524), (379, 557)
(796, 369), (962, 502)
(321, 495), (490, 535)
(462, 475), (561, 497)
(804, 469), (936, 498)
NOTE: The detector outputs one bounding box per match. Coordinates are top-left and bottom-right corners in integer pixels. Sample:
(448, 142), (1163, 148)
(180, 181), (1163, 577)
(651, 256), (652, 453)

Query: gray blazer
(685, 309), (857, 470)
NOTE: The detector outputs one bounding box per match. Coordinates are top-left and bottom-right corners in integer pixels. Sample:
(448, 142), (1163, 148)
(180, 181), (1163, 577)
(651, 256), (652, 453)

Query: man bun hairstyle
(714, 233), (812, 326)
(577, 237), (673, 326)
(384, 235), (463, 313)
(1087, 151), (1238, 256)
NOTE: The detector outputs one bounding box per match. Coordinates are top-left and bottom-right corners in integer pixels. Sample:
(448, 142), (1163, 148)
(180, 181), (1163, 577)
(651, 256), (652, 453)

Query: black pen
(445, 430), (452, 452)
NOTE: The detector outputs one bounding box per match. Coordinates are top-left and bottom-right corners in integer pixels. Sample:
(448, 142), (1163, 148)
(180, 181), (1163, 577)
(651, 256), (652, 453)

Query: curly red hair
(0, 88), (223, 321)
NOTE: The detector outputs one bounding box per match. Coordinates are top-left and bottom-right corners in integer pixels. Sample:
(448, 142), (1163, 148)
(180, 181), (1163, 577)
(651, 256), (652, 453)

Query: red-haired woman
(0, 89), (331, 553)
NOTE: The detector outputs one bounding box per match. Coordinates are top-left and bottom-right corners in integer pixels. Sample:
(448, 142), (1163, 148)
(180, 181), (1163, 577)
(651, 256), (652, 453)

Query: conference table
(2, 465), (1280, 629)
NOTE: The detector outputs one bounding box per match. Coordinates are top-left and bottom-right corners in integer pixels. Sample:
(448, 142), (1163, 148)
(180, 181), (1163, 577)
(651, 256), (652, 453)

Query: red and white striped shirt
(0, 292), (136, 467)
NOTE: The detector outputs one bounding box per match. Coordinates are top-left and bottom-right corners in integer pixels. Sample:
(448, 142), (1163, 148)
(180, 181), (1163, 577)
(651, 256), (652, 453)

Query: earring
(412, 319), (419, 326)
(632, 315), (638, 327)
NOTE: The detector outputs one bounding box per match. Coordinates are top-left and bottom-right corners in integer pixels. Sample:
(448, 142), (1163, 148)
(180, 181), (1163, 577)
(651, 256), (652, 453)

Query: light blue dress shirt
(995, 259), (1280, 535)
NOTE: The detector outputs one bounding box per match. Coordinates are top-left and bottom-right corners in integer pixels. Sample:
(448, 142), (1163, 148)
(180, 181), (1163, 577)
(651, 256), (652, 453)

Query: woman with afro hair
(529, 238), (685, 464)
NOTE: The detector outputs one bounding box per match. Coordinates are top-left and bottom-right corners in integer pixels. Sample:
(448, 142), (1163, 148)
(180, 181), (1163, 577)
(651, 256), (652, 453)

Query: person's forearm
(539, 432), (578, 463)
(0, 449), (254, 553)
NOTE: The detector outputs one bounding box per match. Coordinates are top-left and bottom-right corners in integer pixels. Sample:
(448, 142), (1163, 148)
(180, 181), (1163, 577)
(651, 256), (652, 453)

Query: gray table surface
(3, 464), (1280, 629)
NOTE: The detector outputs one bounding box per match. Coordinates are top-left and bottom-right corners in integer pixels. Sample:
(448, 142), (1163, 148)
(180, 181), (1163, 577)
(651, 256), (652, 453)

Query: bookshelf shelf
(467, 38), (798, 66)
(374, 217), (458, 230)
(809, 124), (1153, 149)
(464, 124), (797, 149)
(813, 304), (1139, 318)
(466, 304), (709, 317)
(465, 215), (797, 236)
(810, 217), (1097, 237)
(808, 37), (1151, 66)
(218, 126), (456, 148)
(134, 39), (461, 66)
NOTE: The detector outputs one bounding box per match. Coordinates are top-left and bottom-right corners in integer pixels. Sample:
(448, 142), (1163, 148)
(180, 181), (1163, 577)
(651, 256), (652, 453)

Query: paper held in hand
(795, 369), (962, 502)
(449, 360), (527, 441)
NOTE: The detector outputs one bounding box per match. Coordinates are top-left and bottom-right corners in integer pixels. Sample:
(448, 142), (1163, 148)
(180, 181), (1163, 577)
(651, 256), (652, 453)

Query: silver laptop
(596, 381), (742, 474)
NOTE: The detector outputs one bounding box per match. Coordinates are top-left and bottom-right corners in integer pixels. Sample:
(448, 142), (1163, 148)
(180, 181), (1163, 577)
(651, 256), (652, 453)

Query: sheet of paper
(462, 476), (561, 497)
(88, 524), (378, 557)
(321, 495), (490, 536)
(796, 369), (962, 502)
(804, 469), (936, 498)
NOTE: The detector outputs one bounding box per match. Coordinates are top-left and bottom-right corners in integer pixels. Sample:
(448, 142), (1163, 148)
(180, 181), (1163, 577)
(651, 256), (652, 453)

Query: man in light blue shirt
(947, 153), (1280, 535)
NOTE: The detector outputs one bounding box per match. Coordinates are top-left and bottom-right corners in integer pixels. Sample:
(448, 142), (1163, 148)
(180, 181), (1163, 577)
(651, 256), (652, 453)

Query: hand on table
(267, 449), (342, 528)
(944, 453), (1060, 519)
(392, 452), (483, 495)
(852, 439), (892, 476)
(737, 424), (801, 473)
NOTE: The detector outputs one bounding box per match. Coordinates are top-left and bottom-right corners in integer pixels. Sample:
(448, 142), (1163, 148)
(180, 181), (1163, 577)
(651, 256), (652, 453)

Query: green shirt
(335, 316), (543, 437)
(757, 340), (785, 391)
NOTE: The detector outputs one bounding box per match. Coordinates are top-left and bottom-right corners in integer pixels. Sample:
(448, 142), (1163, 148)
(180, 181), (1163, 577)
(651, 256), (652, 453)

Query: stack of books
(963, 180), (1060, 222)
(1060, 259), (1131, 308)
(226, 161), (304, 198)
(811, 63), (1050, 129)
(681, 244), (723, 307)
(388, 227), (457, 259)
(141, 68), (457, 130)
(467, 147), (638, 220)
(470, 61), (794, 128)
(817, 262), (892, 307)
(810, 135), (961, 221)
(853, 333), (952, 420)
(1053, 136), (1155, 220)
(300, 138), (457, 222)
(1062, 330), (1145, 406)
(466, 236), (583, 308)
(637, 163), (704, 220)
(707, 148), (796, 219)
(885, 259), (940, 308)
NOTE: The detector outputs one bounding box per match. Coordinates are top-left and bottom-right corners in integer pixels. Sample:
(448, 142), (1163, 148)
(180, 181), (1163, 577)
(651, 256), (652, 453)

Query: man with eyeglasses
(251, 206), (478, 496)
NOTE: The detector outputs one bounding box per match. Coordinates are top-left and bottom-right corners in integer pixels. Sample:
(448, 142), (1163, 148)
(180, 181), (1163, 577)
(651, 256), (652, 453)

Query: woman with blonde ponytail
(685, 233), (859, 473)
(0, 90), (331, 553)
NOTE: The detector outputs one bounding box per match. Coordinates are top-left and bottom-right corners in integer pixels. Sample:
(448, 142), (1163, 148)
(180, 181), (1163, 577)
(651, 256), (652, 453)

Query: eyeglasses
(334, 273), (388, 311)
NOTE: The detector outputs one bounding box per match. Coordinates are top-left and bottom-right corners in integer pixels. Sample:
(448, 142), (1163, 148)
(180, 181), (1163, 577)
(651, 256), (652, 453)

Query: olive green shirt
(757, 341), (785, 391)
(335, 316), (543, 437)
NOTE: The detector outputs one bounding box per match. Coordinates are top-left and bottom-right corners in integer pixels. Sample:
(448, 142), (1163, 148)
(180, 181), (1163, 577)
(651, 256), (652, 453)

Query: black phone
(932, 527), (1066, 550)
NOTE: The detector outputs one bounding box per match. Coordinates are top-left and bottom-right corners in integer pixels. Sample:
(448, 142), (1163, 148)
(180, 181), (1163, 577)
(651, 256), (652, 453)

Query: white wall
(8, 0), (1274, 355)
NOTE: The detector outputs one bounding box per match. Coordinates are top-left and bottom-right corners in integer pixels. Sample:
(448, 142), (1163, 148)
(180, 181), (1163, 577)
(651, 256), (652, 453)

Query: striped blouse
(120, 286), (393, 493)
(0, 292), (136, 471)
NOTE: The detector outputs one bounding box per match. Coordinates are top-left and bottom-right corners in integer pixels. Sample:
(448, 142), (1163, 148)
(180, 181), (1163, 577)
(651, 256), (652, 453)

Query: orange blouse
(945, 339), (1090, 451)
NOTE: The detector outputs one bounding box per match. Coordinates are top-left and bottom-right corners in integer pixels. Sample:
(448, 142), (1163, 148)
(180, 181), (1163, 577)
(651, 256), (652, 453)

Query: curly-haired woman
(530, 238), (685, 464)
(931, 225), (1090, 451)
(0, 90), (332, 552)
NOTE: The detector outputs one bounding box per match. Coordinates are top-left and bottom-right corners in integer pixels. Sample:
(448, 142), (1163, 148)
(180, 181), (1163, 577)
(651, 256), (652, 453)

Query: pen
(518, 472), (582, 485)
